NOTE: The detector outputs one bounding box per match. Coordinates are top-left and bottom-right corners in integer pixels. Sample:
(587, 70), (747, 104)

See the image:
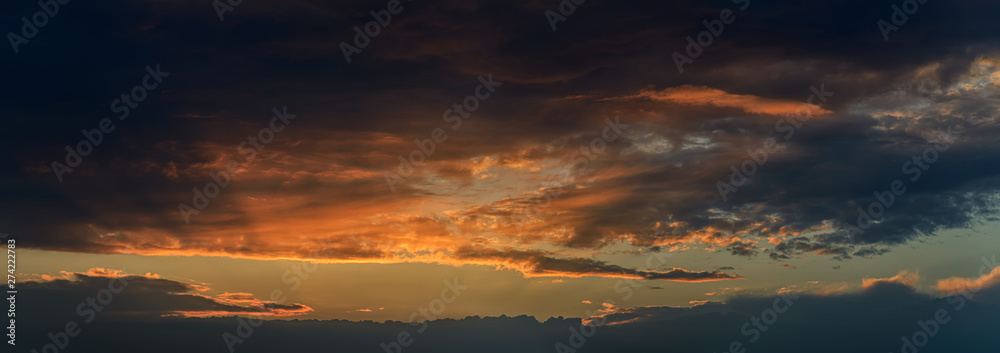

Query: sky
(3, 0), (1000, 352)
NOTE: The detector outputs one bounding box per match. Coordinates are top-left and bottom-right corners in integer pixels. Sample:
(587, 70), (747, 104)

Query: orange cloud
(936, 266), (1000, 296)
(614, 85), (832, 116)
(174, 304), (313, 318)
(862, 270), (920, 290)
(33, 268), (162, 283)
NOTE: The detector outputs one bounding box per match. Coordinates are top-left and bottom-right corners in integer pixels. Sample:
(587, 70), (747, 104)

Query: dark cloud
(1, 0), (1000, 271)
(20, 269), (312, 323)
(453, 246), (742, 282)
(17, 273), (1000, 352)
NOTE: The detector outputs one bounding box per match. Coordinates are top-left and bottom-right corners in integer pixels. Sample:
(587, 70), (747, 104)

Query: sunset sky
(4, 0), (1000, 352)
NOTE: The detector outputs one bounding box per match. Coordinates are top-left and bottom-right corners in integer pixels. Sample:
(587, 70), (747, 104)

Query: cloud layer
(3, 0), (1000, 279)
(17, 267), (1000, 352)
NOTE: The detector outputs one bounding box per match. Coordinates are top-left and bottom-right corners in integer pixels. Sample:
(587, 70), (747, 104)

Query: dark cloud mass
(452, 246), (742, 281)
(17, 270), (1000, 352)
(2, 0), (1000, 305)
(20, 270), (312, 321)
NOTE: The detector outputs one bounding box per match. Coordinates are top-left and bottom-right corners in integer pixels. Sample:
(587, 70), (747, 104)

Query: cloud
(937, 265), (1000, 296)
(862, 270), (921, 290)
(451, 246), (742, 282)
(4, 0), (1000, 278)
(611, 85), (832, 116)
(22, 268), (313, 319)
(17, 279), (1000, 353)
